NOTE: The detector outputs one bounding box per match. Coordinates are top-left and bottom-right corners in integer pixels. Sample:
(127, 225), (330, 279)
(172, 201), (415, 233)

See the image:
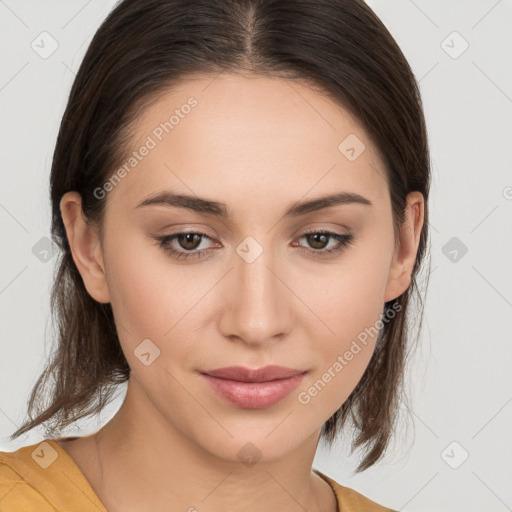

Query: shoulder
(0, 439), (106, 512)
(0, 440), (58, 511)
(314, 469), (397, 512)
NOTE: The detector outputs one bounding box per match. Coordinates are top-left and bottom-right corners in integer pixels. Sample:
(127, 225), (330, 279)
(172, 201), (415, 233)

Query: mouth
(200, 365), (308, 409)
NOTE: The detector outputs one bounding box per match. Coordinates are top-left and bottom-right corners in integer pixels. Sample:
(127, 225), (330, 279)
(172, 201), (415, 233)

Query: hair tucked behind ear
(11, 0), (430, 473)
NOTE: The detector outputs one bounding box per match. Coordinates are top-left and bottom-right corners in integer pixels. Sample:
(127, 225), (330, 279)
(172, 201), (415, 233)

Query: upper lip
(201, 365), (307, 383)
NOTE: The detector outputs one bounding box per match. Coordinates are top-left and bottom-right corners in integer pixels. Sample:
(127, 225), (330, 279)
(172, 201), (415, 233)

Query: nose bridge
(221, 236), (290, 343)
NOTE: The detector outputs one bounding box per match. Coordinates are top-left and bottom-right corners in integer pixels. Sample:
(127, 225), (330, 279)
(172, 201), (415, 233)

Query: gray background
(1, 1), (511, 511)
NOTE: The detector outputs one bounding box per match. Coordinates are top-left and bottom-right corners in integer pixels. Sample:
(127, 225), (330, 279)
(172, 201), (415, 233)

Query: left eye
(155, 230), (355, 261)
(154, 232), (219, 260)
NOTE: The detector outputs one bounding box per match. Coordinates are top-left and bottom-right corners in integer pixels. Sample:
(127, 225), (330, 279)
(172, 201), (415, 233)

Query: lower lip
(201, 373), (306, 409)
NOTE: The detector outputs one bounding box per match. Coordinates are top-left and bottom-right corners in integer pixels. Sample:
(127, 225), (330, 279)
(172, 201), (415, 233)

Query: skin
(58, 73), (424, 512)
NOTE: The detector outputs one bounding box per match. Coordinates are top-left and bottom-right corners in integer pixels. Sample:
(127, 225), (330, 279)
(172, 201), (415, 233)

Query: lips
(202, 365), (306, 382)
(200, 365), (308, 409)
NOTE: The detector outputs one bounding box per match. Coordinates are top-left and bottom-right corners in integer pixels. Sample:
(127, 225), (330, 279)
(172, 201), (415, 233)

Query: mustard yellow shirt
(0, 440), (395, 511)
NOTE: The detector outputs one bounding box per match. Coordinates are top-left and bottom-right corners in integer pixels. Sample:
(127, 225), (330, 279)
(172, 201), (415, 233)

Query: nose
(217, 242), (292, 347)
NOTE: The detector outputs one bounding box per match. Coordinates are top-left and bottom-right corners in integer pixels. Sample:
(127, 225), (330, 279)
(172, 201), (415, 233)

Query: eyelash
(155, 230), (355, 261)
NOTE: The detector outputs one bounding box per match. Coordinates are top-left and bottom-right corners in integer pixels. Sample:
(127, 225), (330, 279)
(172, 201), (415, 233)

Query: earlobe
(59, 191), (111, 304)
(384, 191), (425, 303)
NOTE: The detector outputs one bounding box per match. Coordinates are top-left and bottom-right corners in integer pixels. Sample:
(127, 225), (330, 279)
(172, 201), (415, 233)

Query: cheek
(293, 289), (380, 428)
(102, 228), (215, 377)
(302, 238), (392, 347)
(103, 230), (181, 345)
(293, 236), (393, 411)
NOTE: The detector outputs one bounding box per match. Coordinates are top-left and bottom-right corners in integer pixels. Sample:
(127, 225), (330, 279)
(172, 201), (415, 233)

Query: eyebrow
(136, 190), (372, 218)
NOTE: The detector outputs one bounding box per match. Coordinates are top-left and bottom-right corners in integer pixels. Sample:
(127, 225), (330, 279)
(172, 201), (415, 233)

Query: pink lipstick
(201, 365), (307, 409)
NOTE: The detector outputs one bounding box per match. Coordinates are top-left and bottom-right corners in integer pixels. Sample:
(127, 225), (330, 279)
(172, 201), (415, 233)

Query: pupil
(180, 233), (200, 250)
(308, 233), (327, 249)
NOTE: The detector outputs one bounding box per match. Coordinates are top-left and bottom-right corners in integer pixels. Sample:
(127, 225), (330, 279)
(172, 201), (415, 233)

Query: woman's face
(67, 73), (421, 462)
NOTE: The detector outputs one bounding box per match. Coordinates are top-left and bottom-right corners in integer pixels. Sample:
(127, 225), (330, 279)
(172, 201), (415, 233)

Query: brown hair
(11, 0), (431, 473)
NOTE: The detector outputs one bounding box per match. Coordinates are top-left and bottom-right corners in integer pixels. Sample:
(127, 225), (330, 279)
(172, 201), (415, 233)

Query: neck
(82, 377), (337, 512)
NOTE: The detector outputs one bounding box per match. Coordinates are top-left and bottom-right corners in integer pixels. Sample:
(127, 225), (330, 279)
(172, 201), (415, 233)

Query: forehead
(109, 73), (389, 211)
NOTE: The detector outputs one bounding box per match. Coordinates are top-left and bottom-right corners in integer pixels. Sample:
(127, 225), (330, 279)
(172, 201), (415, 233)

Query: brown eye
(176, 233), (203, 251)
(155, 229), (355, 262)
(295, 230), (355, 257)
(305, 233), (330, 250)
(156, 232), (214, 261)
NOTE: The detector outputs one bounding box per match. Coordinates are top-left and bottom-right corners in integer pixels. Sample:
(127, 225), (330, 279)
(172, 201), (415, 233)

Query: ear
(384, 191), (425, 302)
(59, 191), (111, 304)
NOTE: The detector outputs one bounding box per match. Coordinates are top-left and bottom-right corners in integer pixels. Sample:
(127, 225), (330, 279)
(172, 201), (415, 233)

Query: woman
(0, 0), (430, 510)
